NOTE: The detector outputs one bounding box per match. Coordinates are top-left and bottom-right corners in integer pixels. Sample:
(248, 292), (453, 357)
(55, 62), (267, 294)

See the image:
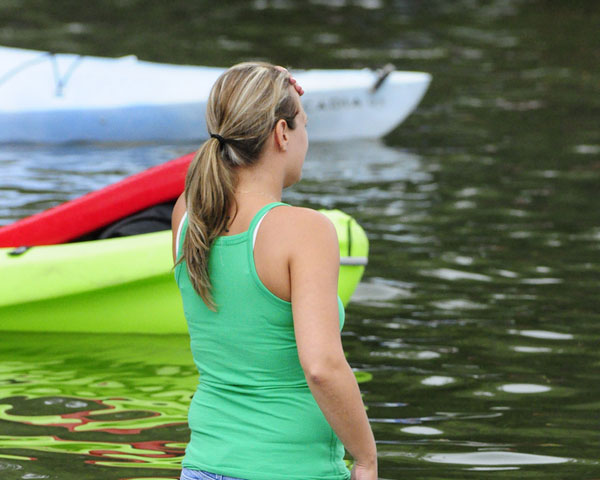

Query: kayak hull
(0, 46), (431, 143)
(0, 273), (181, 334)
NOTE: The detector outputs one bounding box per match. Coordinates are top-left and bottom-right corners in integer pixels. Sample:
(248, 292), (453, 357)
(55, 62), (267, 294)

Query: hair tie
(210, 133), (226, 147)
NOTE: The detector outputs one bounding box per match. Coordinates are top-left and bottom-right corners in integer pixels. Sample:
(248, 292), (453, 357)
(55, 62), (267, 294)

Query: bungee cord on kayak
(0, 50), (83, 96)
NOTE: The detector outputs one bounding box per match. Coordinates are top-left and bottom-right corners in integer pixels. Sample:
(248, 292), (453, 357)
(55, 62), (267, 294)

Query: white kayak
(0, 45), (431, 144)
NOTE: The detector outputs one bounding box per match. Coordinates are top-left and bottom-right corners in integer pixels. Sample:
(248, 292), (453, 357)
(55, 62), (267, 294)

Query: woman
(171, 62), (377, 480)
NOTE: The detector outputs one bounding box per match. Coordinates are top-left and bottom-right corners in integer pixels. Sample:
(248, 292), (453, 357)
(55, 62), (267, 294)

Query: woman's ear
(274, 119), (289, 152)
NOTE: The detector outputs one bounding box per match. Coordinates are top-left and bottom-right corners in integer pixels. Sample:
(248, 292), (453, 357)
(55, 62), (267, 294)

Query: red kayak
(0, 153), (195, 247)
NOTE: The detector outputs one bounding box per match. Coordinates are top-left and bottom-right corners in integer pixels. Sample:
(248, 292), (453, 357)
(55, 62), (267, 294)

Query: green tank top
(175, 202), (350, 480)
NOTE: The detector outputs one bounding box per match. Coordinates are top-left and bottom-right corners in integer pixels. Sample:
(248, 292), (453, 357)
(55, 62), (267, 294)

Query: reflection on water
(498, 384), (551, 394)
(402, 426), (443, 435)
(0, 332), (368, 477)
(423, 451), (571, 465)
(509, 329), (574, 341)
(0, 333), (194, 478)
(2, 0), (600, 478)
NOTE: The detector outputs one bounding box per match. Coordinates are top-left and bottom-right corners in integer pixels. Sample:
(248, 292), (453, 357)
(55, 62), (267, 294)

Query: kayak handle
(371, 63), (395, 93)
(340, 256), (368, 266)
(8, 246), (31, 256)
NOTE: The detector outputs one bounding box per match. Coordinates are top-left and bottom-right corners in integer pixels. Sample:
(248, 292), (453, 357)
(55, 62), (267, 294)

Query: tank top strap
(175, 211), (188, 262)
(247, 202), (289, 243)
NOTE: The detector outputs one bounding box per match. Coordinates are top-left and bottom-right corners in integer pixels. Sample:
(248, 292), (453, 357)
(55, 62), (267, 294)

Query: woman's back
(175, 202), (349, 479)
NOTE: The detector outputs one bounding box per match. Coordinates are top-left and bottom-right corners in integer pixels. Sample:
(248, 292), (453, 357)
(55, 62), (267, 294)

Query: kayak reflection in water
(171, 62), (377, 480)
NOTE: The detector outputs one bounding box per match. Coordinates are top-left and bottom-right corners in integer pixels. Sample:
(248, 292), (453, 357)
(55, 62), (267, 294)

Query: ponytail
(180, 137), (235, 311)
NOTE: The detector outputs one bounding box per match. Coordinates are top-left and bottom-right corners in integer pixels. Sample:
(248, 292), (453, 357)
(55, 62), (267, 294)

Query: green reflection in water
(0, 436), (183, 468)
(0, 331), (372, 476)
(0, 332), (194, 475)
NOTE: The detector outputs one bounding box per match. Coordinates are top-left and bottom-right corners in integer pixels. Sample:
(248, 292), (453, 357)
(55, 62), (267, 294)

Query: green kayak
(0, 209), (368, 334)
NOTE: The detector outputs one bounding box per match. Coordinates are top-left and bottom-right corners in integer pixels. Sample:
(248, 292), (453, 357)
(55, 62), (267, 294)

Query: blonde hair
(180, 62), (299, 310)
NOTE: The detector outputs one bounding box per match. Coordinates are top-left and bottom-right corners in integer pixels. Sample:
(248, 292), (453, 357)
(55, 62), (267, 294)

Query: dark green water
(1, 0), (599, 479)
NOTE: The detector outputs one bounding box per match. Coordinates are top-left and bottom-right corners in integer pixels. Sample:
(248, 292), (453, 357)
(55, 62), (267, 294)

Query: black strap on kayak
(347, 217), (353, 257)
(371, 63), (395, 93)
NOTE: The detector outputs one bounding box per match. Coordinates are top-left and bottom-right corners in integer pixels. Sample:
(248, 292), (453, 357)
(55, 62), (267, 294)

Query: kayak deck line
(0, 50), (86, 97)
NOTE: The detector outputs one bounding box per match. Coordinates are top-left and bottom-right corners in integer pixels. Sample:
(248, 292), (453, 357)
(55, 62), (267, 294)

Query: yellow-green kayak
(0, 209), (367, 334)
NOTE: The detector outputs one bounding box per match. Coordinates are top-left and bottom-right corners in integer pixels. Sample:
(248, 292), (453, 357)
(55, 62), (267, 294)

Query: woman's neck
(234, 190), (281, 203)
(233, 149), (285, 203)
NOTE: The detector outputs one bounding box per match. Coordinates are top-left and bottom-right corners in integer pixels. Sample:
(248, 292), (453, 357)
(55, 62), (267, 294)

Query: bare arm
(171, 193), (186, 264)
(288, 209), (377, 477)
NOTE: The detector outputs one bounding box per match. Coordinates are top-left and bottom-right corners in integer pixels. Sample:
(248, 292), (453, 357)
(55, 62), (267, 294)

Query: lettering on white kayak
(303, 95), (385, 114)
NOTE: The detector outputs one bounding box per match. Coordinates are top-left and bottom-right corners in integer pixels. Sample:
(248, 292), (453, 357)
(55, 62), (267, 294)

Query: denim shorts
(180, 468), (246, 480)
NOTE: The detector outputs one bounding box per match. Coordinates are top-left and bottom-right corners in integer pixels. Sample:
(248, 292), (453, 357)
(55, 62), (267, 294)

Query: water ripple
(422, 268), (492, 282)
(423, 451), (571, 466)
(509, 330), (574, 340)
(499, 384), (551, 394)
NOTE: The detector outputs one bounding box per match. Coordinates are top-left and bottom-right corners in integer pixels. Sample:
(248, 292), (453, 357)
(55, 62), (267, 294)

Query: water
(1, 0), (600, 478)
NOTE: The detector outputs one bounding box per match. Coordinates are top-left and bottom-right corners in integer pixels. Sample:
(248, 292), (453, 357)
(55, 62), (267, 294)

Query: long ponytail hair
(180, 62), (299, 310)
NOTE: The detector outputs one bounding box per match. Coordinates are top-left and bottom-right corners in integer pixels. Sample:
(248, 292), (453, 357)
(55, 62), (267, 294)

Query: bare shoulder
(270, 205), (337, 237)
(268, 205), (339, 257)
